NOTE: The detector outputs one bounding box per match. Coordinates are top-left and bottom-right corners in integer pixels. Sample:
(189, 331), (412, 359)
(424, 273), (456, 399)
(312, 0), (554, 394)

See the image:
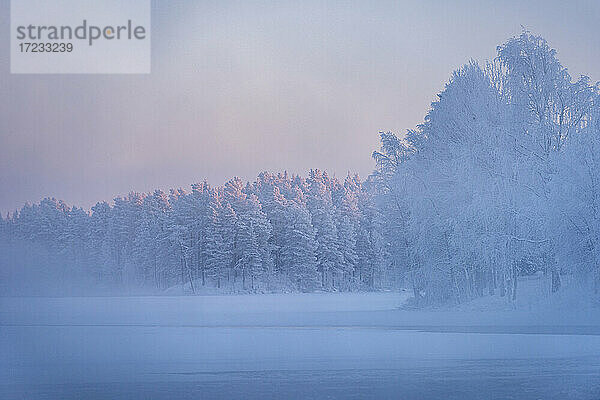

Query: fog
(2, 1), (600, 398)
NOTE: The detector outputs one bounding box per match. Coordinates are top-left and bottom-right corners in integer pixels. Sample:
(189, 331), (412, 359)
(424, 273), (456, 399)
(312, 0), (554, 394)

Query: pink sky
(1, 0), (599, 213)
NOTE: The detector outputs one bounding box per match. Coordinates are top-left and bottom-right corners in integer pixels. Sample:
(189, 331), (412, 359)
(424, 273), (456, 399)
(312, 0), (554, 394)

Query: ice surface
(1, 292), (599, 399)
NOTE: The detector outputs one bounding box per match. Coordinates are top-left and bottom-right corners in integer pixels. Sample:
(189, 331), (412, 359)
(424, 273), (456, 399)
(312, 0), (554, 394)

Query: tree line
(2, 31), (599, 305)
(0, 171), (387, 294)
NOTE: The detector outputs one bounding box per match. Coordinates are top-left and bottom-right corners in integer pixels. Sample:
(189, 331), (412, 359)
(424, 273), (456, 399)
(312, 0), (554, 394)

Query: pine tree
(280, 200), (319, 292)
(306, 169), (342, 289)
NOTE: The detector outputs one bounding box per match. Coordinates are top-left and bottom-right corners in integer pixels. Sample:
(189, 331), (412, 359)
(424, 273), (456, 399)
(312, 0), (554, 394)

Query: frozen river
(1, 293), (599, 399)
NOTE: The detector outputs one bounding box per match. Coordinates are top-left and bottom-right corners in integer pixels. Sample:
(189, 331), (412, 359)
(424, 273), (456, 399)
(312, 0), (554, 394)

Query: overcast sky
(1, 0), (599, 214)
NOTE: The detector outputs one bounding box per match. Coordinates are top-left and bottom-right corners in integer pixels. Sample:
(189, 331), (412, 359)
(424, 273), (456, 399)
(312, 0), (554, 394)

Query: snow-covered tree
(306, 169), (343, 289)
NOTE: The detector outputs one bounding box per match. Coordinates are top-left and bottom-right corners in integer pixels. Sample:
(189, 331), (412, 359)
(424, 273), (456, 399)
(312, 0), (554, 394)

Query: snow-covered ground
(1, 291), (599, 399)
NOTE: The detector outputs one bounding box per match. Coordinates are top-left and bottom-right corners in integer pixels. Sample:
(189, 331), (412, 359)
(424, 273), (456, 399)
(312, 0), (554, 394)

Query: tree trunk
(411, 269), (421, 306)
(551, 268), (561, 293)
(499, 271), (506, 297)
(488, 266), (495, 296)
(187, 262), (195, 295)
(412, 285), (420, 307)
(181, 258), (184, 294)
(511, 264), (518, 302)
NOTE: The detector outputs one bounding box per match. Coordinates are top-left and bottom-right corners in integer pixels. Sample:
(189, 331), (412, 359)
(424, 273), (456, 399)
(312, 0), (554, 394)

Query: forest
(0, 171), (386, 294)
(1, 31), (599, 306)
